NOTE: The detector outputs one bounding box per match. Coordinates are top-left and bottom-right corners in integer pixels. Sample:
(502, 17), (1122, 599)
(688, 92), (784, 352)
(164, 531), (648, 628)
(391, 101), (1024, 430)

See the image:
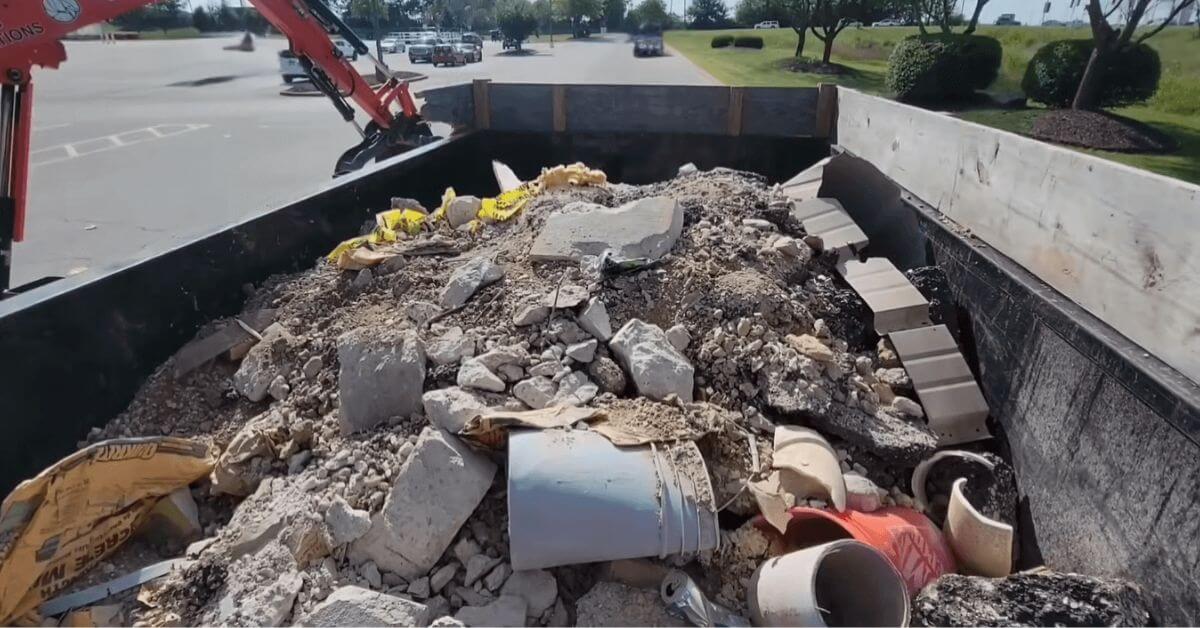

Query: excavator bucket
(334, 118), (437, 177)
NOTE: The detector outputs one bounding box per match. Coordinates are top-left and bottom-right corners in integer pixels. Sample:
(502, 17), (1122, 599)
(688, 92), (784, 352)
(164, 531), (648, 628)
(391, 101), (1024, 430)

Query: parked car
(489, 28), (502, 41)
(996, 13), (1021, 25)
(461, 32), (484, 47)
(432, 43), (467, 66)
(754, 20), (780, 29)
(871, 18), (905, 26)
(408, 37), (439, 63)
(278, 49), (305, 83)
(381, 33), (406, 53)
(333, 38), (358, 60)
(502, 37), (519, 49)
(633, 33), (663, 57)
(455, 42), (482, 62)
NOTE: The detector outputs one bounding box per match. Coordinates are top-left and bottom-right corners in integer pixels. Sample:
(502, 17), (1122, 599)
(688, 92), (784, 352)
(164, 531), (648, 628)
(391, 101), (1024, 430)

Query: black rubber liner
(824, 151), (1200, 626)
(0, 130), (826, 496)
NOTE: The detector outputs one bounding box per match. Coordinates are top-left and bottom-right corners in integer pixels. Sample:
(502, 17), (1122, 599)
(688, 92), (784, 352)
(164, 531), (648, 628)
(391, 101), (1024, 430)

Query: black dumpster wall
(0, 131), (825, 496)
(825, 152), (1200, 626)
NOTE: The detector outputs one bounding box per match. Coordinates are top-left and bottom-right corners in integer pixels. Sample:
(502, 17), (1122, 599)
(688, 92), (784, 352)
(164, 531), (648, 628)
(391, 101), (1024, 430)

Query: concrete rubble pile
(45, 164), (1153, 627)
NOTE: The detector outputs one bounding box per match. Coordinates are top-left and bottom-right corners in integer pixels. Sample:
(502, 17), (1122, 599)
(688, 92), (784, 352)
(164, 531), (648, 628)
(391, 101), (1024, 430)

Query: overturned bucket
(748, 539), (911, 627)
(508, 428), (720, 571)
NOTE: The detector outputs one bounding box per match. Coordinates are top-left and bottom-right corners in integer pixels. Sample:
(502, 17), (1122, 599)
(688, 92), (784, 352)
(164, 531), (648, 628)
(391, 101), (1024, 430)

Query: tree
(193, 6), (214, 31)
(808, 0), (880, 64)
(216, 2), (239, 30)
(688, 0), (729, 28)
(1074, 0), (1196, 109)
(734, 0), (788, 25)
(603, 0), (627, 29)
(908, 0), (988, 33)
(783, 0), (813, 56)
(629, 0), (669, 29)
(497, 0), (539, 48)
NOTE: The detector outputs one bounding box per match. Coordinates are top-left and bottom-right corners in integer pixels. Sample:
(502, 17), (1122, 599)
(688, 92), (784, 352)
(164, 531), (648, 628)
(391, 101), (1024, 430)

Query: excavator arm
(0, 0), (432, 292)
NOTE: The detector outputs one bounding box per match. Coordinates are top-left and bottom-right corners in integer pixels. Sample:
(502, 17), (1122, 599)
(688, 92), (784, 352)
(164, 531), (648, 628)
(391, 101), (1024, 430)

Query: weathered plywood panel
(836, 88), (1200, 385)
(564, 85), (728, 134)
(488, 83), (555, 132)
(741, 88), (819, 137)
(416, 82), (474, 128)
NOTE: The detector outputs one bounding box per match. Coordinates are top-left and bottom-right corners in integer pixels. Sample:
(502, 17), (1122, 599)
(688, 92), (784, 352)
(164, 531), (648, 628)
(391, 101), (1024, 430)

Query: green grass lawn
(666, 26), (1200, 184)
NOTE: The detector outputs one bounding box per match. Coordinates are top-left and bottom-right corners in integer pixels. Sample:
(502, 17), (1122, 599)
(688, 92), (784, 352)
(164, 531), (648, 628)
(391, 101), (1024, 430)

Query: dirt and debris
(913, 571), (1154, 627)
(11, 164), (1141, 628)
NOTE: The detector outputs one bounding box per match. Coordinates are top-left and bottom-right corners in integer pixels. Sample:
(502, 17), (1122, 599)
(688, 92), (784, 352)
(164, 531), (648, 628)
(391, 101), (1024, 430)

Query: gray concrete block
(530, 197), (683, 262)
(610, 319), (694, 403)
(337, 328), (426, 435)
(349, 428), (497, 578)
(788, 197), (868, 257)
(836, 257), (932, 334)
(888, 325), (991, 446)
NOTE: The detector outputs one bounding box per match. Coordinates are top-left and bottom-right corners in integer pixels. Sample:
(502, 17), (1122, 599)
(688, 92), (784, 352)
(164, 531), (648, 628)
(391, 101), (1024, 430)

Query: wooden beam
(727, 87), (745, 136)
(815, 83), (837, 138)
(472, 79), (491, 130)
(552, 85), (567, 133)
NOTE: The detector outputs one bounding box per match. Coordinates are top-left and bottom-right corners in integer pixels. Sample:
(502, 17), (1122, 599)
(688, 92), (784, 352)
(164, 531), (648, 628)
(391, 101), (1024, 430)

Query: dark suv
(408, 37), (439, 63)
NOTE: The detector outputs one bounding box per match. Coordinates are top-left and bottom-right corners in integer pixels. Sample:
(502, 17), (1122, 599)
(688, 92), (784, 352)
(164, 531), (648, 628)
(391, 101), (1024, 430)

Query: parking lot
(14, 34), (715, 287)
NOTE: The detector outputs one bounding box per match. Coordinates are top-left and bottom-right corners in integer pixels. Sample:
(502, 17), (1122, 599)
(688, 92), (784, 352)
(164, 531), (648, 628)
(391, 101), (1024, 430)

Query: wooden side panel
(741, 87), (819, 137)
(836, 88), (1200, 385)
(564, 85), (730, 134)
(488, 83), (554, 132)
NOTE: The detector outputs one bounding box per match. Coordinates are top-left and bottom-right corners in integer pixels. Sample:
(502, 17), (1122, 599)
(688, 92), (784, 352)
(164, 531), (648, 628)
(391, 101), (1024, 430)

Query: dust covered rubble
(88, 165), (1034, 627)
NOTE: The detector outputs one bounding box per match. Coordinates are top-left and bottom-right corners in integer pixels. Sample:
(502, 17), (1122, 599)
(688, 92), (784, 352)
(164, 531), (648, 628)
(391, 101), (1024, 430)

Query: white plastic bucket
(508, 428), (719, 571)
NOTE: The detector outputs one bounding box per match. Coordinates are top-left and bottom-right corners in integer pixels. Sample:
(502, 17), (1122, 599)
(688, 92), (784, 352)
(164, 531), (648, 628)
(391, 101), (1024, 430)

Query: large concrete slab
(836, 257), (931, 334)
(888, 324), (990, 446)
(530, 197), (682, 262)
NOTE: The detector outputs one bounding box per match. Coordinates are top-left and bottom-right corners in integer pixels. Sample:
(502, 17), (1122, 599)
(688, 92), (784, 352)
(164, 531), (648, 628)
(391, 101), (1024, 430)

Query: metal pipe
(0, 84), (16, 293)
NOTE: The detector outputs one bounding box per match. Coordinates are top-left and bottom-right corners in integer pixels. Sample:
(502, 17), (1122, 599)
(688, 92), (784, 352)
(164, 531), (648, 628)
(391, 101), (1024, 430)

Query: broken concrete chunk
(610, 319), (694, 403)
(484, 563), (511, 592)
(500, 570), (558, 619)
(474, 345), (529, 371)
(407, 301), (443, 326)
(349, 428), (496, 578)
(234, 323), (294, 402)
(810, 403), (938, 466)
(457, 358), (506, 393)
(513, 304), (550, 327)
(577, 298), (613, 342)
(441, 256), (504, 309)
(139, 487), (201, 546)
(325, 496), (372, 547)
(553, 371), (598, 406)
(408, 576), (432, 599)
(575, 582), (687, 627)
(302, 356), (324, 380)
(464, 554), (502, 587)
(513, 377), (556, 409)
(844, 472), (886, 513)
(785, 333), (834, 363)
(565, 339), (598, 363)
(337, 328), (426, 435)
(447, 195), (483, 228)
(912, 572), (1152, 627)
(543, 284), (589, 309)
(891, 396), (925, 418)
(423, 387), (490, 433)
(428, 327), (477, 366)
(665, 325), (691, 352)
(454, 595), (527, 627)
(430, 564), (458, 594)
(300, 586), (431, 627)
(530, 197), (684, 262)
(587, 356), (627, 394)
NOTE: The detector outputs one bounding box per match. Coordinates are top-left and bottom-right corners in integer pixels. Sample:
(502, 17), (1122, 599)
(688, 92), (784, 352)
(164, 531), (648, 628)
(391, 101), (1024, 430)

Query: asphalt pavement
(14, 33), (715, 287)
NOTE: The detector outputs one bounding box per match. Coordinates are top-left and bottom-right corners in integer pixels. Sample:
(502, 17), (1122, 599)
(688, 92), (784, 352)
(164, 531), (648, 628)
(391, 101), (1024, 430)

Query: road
(14, 34), (715, 287)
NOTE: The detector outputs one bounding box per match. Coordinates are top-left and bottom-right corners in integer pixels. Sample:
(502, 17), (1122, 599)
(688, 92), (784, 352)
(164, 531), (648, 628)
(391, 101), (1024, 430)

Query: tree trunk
(792, 25), (807, 57)
(821, 34), (833, 63)
(1071, 46), (1107, 110)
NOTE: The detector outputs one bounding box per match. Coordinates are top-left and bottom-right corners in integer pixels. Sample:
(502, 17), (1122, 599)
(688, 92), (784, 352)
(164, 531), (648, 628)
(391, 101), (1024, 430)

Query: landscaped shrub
(733, 35), (764, 49)
(886, 33), (1002, 102)
(1022, 39), (1160, 108)
(711, 34), (733, 48)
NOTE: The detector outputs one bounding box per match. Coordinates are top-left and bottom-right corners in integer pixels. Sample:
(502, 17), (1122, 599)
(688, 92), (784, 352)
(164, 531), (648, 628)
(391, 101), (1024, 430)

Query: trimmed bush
(733, 35), (764, 49)
(886, 33), (1002, 102)
(711, 34), (733, 48)
(1022, 39), (1160, 108)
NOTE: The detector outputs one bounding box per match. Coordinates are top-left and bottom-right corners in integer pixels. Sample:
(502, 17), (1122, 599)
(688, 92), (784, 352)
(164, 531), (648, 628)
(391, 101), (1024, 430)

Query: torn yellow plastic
(326, 208), (427, 266)
(429, 187), (455, 223)
(477, 188), (532, 223)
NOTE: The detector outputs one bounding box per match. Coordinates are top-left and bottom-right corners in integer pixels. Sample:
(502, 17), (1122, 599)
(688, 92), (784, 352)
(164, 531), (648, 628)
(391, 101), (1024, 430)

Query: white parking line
(33, 123), (71, 132)
(30, 124), (210, 167)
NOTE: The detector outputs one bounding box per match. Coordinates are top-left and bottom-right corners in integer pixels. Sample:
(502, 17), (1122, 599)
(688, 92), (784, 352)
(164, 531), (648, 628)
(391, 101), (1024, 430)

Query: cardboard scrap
(0, 438), (214, 623)
(459, 406), (606, 448)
